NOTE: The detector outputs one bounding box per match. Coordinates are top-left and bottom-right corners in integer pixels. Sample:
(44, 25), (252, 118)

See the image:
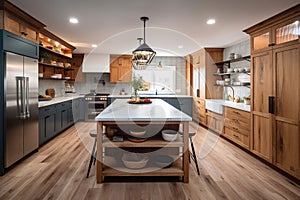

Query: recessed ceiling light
(206, 19), (216, 25)
(177, 45), (184, 49)
(69, 17), (78, 24)
(91, 44), (98, 48)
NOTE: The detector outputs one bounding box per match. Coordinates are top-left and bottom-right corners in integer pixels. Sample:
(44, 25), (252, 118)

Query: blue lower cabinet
(72, 98), (84, 122)
(54, 110), (62, 134)
(39, 100), (77, 146)
(45, 115), (55, 140)
(79, 98), (85, 121)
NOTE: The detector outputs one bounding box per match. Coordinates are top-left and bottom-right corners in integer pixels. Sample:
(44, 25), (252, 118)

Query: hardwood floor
(0, 122), (299, 200)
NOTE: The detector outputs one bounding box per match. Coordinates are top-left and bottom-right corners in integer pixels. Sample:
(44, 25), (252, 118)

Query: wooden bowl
(122, 153), (149, 169)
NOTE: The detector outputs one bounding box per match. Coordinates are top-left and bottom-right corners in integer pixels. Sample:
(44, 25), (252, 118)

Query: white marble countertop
(95, 99), (192, 122)
(108, 94), (192, 98)
(205, 99), (250, 114)
(38, 95), (84, 108)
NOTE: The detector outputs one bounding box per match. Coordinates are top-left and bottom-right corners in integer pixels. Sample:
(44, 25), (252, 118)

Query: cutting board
(46, 88), (55, 98)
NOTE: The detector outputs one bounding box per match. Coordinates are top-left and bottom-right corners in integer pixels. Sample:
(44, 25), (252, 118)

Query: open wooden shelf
(39, 77), (74, 81)
(213, 72), (250, 76)
(102, 159), (184, 176)
(103, 137), (184, 148)
(39, 45), (72, 59)
(38, 62), (74, 70)
(215, 55), (251, 66)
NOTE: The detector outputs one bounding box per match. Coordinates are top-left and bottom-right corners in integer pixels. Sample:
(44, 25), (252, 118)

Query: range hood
(82, 53), (110, 73)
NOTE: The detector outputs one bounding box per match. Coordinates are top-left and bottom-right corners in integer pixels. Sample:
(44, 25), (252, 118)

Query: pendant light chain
(143, 18), (146, 43)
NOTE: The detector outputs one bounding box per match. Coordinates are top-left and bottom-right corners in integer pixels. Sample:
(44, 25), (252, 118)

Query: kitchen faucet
(227, 86), (235, 101)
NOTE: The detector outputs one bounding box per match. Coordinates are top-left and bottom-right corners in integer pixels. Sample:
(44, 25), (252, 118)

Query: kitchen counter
(95, 99), (192, 183)
(108, 94), (192, 98)
(205, 99), (250, 114)
(38, 95), (84, 108)
(96, 99), (192, 121)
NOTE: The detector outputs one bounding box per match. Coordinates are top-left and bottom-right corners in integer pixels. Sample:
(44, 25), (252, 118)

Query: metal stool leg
(93, 150), (97, 165)
(189, 136), (200, 175)
(86, 138), (97, 178)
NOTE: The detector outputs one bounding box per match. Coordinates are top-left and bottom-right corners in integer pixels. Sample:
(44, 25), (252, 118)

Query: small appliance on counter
(65, 82), (75, 93)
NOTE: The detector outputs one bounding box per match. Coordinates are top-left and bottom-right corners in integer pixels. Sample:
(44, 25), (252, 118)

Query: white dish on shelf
(50, 75), (58, 79)
(244, 67), (250, 72)
(162, 130), (178, 142)
(122, 153), (149, 169)
(227, 68), (233, 73)
(65, 77), (71, 80)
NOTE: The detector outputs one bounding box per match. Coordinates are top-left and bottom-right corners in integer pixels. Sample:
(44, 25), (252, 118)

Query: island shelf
(95, 99), (192, 183)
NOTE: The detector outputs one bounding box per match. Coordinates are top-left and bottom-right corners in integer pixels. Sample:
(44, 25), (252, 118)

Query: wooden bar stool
(179, 131), (200, 175)
(86, 129), (97, 178)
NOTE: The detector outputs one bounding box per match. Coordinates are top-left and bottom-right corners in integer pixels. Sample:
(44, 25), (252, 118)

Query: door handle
(16, 76), (26, 119)
(268, 96), (275, 114)
(25, 77), (30, 118)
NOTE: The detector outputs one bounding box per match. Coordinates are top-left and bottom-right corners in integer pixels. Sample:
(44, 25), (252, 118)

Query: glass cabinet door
(253, 32), (270, 51)
(275, 20), (299, 44)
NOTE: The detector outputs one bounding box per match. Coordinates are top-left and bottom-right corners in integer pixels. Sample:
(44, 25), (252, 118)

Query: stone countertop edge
(38, 95), (84, 108)
(95, 99), (192, 122)
(108, 94), (193, 98)
(205, 99), (250, 112)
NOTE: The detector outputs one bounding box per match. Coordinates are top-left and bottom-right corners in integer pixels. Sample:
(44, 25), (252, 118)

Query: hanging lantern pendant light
(132, 16), (156, 68)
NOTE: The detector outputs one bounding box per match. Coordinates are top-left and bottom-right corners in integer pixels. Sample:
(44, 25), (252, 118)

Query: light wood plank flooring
(0, 122), (299, 200)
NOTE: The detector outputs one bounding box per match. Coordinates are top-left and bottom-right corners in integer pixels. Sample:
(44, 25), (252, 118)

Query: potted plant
(131, 73), (145, 100)
(40, 52), (53, 63)
(243, 95), (251, 105)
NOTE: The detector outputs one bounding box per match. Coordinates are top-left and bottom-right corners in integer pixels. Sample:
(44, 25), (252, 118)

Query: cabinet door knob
(233, 111), (240, 115)
(268, 43), (275, 47)
(21, 31), (28, 36)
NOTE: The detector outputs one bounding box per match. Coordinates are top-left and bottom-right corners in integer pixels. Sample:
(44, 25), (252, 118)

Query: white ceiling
(10, 0), (299, 56)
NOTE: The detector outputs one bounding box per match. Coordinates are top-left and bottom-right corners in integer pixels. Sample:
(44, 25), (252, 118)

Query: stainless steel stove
(84, 93), (109, 121)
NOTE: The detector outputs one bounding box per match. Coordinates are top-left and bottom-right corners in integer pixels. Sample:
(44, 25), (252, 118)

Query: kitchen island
(95, 99), (192, 183)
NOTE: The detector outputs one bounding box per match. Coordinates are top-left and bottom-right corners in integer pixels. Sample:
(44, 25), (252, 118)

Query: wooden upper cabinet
(244, 4), (299, 53)
(189, 48), (223, 100)
(110, 55), (132, 83)
(0, 0), (45, 43)
(71, 54), (85, 83)
(252, 29), (271, 52)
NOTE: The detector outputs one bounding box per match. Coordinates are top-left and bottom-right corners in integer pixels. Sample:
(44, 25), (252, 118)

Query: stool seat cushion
(89, 129), (97, 137)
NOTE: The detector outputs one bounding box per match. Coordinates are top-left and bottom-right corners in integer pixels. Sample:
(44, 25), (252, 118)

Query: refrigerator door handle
(16, 76), (26, 119)
(16, 76), (21, 118)
(25, 77), (30, 118)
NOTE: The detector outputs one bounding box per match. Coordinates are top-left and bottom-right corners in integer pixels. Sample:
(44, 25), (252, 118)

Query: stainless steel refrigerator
(4, 52), (38, 168)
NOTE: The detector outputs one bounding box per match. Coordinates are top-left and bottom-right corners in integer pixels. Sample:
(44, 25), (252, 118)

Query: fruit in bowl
(143, 99), (151, 103)
(38, 94), (51, 98)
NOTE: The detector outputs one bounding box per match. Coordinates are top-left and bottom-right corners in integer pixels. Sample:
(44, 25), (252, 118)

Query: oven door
(85, 101), (107, 121)
(87, 101), (106, 110)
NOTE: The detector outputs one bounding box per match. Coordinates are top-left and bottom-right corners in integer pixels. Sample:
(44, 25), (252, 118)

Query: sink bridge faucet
(227, 86), (235, 101)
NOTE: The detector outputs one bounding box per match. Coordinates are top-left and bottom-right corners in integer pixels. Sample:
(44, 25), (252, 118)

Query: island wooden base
(96, 121), (190, 184)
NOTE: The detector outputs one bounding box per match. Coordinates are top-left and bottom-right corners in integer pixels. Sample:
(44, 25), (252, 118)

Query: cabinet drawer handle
(233, 134), (239, 138)
(233, 127), (239, 131)
(268, 43), (275, 47)
(233, 119), (239, 123)
(21, 31), (28, 36)
(233, 111), (240, 115)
